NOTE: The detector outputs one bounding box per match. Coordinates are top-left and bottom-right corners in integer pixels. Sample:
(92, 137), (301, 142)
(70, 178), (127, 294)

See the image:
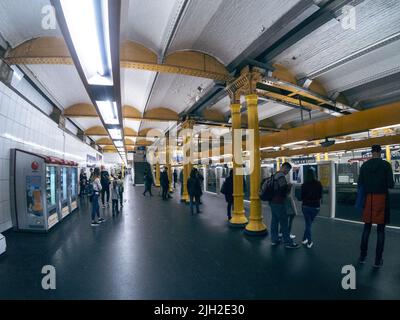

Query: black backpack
(259, 175), (275, 202)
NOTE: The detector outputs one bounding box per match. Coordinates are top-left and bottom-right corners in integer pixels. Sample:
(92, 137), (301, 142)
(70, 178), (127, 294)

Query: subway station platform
(1, 180), (399, 300)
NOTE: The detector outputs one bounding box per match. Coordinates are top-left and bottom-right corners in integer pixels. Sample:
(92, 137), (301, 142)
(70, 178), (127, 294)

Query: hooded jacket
(358, 158), (394, 194)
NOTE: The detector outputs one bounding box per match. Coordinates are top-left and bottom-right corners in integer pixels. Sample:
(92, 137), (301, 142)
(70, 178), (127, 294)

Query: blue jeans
(190, 195), (200, 214)
(302, 206), (319, 242)
(91, 193), (100, 221)
(270, 202), (292, 244)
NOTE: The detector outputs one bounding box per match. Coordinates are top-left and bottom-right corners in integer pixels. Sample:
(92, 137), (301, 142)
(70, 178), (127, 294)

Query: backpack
(259, 175), (275, 202)
(220, 180), (227, 194)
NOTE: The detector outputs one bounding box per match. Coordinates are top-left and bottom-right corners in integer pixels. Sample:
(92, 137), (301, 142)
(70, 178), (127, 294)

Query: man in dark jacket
(358, 145), (394, 268)
(100, 166), (111, 208)
(143, 170), (154, 196)
(187, 168), (202, 215)
(173, 169), (178, 189)
(221, 169), (233, 220)
(269, 162), (299, 249)
(160, 167), (170, 200)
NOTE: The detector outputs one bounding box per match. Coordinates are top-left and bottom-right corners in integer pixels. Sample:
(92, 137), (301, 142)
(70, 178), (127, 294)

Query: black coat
(221, 175), (233, 203)
(160, 171), (169, 187)
(187, 177), (202, 197)
(358, 158), (394, 193)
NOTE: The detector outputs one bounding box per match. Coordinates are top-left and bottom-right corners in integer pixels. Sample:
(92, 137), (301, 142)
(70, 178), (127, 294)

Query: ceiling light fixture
(282, 140), (308, 147)
(97, 101), (119, 125)
(60, 0), (113, 86)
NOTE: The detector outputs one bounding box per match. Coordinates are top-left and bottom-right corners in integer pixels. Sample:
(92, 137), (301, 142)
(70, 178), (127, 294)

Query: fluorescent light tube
(109, 128), (122, 140)
(282, 140), (308, 147)
(114, 140), (124, 148)
(60, 0), (113, 86)
(97, 101), (119, 125)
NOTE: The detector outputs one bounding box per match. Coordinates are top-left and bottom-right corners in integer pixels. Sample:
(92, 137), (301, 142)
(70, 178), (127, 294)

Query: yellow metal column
(386, 145), (391, 162)
(229, 103), (248, 227)
(155, 153), (160, 187)
(324, 152), (329, 161)
(244, 94), (267, 235)
(166, 133), (173, 192)
(316, 153), (321, 162)
(276, 158), (280, 171)
(181, 121), (193, 202)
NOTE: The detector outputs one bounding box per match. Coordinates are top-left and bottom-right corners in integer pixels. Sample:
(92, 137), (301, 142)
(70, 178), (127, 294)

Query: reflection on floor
(1, 179), (400, 299)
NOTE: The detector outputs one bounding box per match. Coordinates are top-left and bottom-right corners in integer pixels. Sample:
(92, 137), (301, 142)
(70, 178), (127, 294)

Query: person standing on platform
(143, 170), (154, 196)
(91, 168), (104, 226)
(79, 169), (87, 197)
(100, 166), (111, 208)
(197, 170), (204, 204)
(221, 169), (234, 220)
(179, 170), (184, 196)
(301, 168), (322, 248)
(111, 179), (119, 217)
(160, 167), (170, 200)
(173, 169), (178, 189)
(187, 168), (202, 215)
(358, 145), (394, 268)
(269, 162), (299, 249)
(117, 173), (124, 208)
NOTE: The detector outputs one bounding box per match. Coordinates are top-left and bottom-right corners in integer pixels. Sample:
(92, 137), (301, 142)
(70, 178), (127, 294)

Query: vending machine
(69, 166), (78, 212)
(59, 165), (70, 219)
(10, 149), (79, 232)
(11, 149), (60, 231)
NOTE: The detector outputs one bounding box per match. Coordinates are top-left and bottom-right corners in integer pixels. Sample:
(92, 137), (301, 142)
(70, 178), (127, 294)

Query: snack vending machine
(10, 149), (79, 232)
(69, 166), (78, 212)
(59, 165), (70, 219)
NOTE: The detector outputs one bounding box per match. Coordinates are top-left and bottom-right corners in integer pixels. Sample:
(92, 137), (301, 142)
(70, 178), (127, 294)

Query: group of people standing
(80, 166), (125, 226)
(219, 144), (394, 268)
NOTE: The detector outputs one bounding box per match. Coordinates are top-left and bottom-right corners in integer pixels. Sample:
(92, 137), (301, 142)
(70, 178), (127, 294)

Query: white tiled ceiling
(121, 0), (185, 55)
(26, 64), (91, 109)
(73, 117), (103, 132)
(258, 101), (293, 121)
(168, 0), (303, 65)
(0, 0), (61, 48)
(123, 119), (141, 133)
(273, 0), (400, 79)
(147, 73), (213, 114)
(121, 69), (156, 113)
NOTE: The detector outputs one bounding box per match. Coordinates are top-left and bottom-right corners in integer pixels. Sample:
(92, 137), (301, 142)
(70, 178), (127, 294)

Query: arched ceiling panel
(25, 64), (91, 109)
(121, 0), (184, 55)
(147, 72), (213, 114)
(123, 119), (141, 134)
(168, 0), (304, 65)
(121, 68), (156, 113)
(0, 0), (61, 48)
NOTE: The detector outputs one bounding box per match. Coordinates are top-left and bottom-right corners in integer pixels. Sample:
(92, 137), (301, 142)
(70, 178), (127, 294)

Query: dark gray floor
(1, 178), (400, 300)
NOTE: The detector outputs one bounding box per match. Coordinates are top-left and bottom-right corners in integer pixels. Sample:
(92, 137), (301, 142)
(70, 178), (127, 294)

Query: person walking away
(221, 169), (233, 220)
(117, 173), (124, 208)
(91, 168), (104, 226)
(358, 145), (394, 268)
(187, 168), (202, 215)
(179, 170), (184, 196)
(111, 179), (119, 217)
(269, 162), (299, 249)
(301, 168), (322, 248)
(143, 170), (154, 196)
(173, 169), (178, 189)
(160, 167), (170, 200)
(100, 166), (111, 208)
(79, 169), (87, 197)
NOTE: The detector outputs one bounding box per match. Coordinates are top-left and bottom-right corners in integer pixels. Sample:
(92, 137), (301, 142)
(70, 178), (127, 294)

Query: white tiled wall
(0, 81), (100, 232)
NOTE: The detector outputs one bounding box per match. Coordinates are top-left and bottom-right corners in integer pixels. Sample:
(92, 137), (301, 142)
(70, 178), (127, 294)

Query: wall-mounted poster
(87, 154), (96, 168)
(26, 175), (43, 217)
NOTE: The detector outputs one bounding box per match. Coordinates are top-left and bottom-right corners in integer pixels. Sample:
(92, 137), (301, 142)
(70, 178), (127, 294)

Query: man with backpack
(260, 162), (299, 249)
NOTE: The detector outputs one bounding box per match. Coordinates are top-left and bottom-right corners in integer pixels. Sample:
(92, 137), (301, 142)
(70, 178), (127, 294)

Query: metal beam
(261, 134), (400, 159)
(260, 101), (400, 148)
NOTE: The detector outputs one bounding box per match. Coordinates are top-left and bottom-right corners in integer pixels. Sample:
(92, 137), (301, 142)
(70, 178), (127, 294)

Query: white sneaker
(302, 239), (308, 245)
(290, 234), (296, 239)
(307, 242), (314, 249)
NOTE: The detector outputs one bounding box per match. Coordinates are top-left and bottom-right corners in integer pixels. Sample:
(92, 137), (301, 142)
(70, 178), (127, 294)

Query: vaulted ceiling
(1, 0), (399, 158)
